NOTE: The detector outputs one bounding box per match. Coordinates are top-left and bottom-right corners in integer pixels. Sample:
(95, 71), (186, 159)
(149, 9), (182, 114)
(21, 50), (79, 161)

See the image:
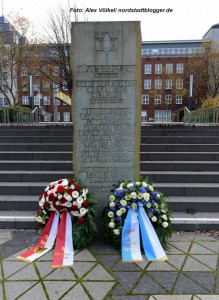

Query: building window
(21, 68), (27, 76)
(44, 114), (51, 122)
(176, 79), (183, 89)
(155, 79), (162, 89)
(22, 96), (29, 105)
(155, 64), (162, 74)
(154, 95), (161, 104)
(3, 85), (8, 93)
(54, 98), (60, 105)
(176, 95), (183, 104)
(176, 63), (184, 74)
(54, 112), (60, 121)
(142, 95), (149, 105)
(34, 96), (40, 106)
(53, 82), (59, 91)
(22, 85), (28, 92)
(166, 64), (173, 74)
(63, 112), (70, 122)
(0, 98), (9, 106)
(144, 64), (152, 74)
(43, 96), (50, 105)
(33, 82), (40, 92)
(53, 66), (59, 76)
(166, 79), (172, 89)
(144, 79), (151, 90)
(43, 81), (50, 89)
(154, 110), (171, 122)
(141, 111), (147, 122)
(165, 95), (172, 104)
(62, 81), (68, 91)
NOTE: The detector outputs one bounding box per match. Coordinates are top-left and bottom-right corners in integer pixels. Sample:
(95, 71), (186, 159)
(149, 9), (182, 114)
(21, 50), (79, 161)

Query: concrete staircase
(0, 125), (218, 230)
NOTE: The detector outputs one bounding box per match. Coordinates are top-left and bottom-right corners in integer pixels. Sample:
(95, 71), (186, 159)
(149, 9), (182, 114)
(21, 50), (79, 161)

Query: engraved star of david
(96, 32), (117, 56)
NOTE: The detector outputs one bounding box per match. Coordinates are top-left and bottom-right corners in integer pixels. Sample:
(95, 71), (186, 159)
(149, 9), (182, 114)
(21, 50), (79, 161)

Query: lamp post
(54, 91), (58, 122)
(29, 72), (33, 110)
(189, 72), (194, 111)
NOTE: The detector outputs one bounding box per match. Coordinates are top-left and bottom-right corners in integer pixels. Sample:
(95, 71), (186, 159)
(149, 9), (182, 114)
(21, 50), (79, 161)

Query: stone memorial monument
(71, 21), (141, 215)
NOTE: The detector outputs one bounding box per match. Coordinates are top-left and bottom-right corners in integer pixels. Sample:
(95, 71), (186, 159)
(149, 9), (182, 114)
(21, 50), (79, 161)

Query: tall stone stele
(71, 21), (142, 215)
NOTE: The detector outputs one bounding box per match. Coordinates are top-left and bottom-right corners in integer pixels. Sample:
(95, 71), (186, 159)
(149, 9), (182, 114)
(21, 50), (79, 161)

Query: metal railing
(0, 106), (39, 124)
(183, 106), (219, 124)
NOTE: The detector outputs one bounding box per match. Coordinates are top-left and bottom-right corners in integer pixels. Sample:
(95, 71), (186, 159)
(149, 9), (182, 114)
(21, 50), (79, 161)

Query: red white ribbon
(52, 211), (74, 268)
(17, 212), (59, 262)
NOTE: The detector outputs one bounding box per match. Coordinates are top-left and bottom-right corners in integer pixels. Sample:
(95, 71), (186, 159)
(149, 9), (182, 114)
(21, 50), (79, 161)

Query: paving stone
(112, 271), (142, 292)
(5, 248), (29, 260)
(182, 257), (213, 271)
(194, 295), (219, 299)
(0, 239), (11, 245)
(135, 255), (148, 269)
(2, 261), (27, 278)
(96, 254), (120, 269)
(110, 283), (127, 295)
(184, 272), (215, 293)
(146, 260), (177, 271)
(73, 261), (96, 278)
(112, 260), (141, 271)
(4, 281), (37, 300)
(216, 271), (219, 294)
(133, 274), (166, 294)
(93, 244), (120, 254)
(84, 264), (115, 281)
(168, 242), (192, 253)
(8, 263), (39, 280)
(153, 296), (192, 300)
(194, 234), (219, 241)
(44, 267), (76, 280)
(168, 232), (194, 242)
(189, 243), (217, 254)
(62, 283), (90, 300)
(0, 266), (2, 280)
(19, 282), (47, 300)
(83, 281), (115, 300)
(0, 229), (12, 239)
(147, 272), (178, 292)
(0, 283), (3, 300)
(166, 255), (186, 270)
(74, 249), (97, 261)
(173, 273), (209, 293)
(37, 249), (54, 261)
(190, 255), (218, 270)
(165, 244), (185, 255)
(113, 296), (147, 300)
(43, 281), (74, 300)
(196, 242), (219, 254)
(35, 261), (54, 278)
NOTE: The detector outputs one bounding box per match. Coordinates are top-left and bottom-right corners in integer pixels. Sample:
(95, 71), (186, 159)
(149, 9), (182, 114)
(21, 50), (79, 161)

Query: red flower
(58, 180), (63, 184)
(70, 205), (78, 211)
(43, 192), (48, 198)
(57, 185), (65, 194)
(44, 202), (50, 209)
(77, 217), (85, 224)
(60, 197), (67, 204)
(82, 200), (90, 208)
(67, 188), (74, 195)
(68, 179), (75, 185)
(75, 184), (80, 191)
(49, 185), (55, 190)
(36, 210), (41, 216)
(39, 195), (42, 201)
(49, 193), (56, 201)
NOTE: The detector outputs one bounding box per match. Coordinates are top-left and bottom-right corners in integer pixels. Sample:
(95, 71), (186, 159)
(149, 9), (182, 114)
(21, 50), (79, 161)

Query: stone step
(0, 143), (73, 151)
(168, 196), (219, 212)
(141, 136), (219, 144)
(0, 136), (73, 143)
(140, 152), (219, 161)
(141, 161), (219, 171)
(0, 195), (38, 211)
(142, 171), (219, 183)
(141, 128), (219, 136)
(0, 161), (73, 171)
(0, 129), (73, 136)
(0, 152), (72, 161)
(0, 171), (73, 182)
(141, 144), (219, 152)
(0, 182), (49, 195)
(0, 210), (218, 230)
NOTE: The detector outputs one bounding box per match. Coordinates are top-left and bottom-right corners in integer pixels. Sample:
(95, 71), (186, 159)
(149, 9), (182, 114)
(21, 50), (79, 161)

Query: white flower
(109, 195), (115, 202)
(116, 210), (122, 216)
(80, 207), (88, 216)
(71, 211), (79, 216)
(109, 222), (115, 228)
(45, 186), (49, 192)
(108, 211), (114, 218)
(146, 203), (151, 208)
(149, 185), (154, 192)
(156, 193), (160, 199)
(143, 193), (150, 201)
(56, 201), (60, 205)
(82, 188), (88, 197)
(130, 192), (137, 199)
(77, 196), (83, 204)
(136, 181), (141, 186)
(161, 203), (165, 208)
(151, 216), (157, 222)
(161, 214), (168, 221)
(120, 207), (126, 214)
(113, 229), (120, 235)
(65, 202), (72, 208)
(36, 216), (42, 222)
(137, 193), (143, 199)
(72, 191), (79, 198)
(127, 182), (134, 189)
(58, 194), (63, 200)
(120, 183), (125, 188)
(142, 182), (148, 188)
(125, 194), (131, 200)
(120, 199), (127, 206)
(162, 222), (168, 228)
(61, 180), (68, 186)
(161, 209), (167, 213)
(131, 203), (138, 210)
(39, 199), (45, 207)
(154, 203), (158, 208)
(65, 195), (72, 202)
(73, 201), (77, 206)
(109, 202), (115, 207)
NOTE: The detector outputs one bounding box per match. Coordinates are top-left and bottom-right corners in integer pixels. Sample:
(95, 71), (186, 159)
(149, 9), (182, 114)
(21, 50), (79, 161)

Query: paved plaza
(0, 230), (218, 300)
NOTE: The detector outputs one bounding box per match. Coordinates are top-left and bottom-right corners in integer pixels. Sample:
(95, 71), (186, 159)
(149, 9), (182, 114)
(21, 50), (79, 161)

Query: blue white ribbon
(122, 207), (143, 262)
(138, 203), (167, 261)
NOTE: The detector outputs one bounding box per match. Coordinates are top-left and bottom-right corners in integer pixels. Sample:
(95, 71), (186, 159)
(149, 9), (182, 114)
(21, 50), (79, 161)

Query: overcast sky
(3, 0), (219, 41)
